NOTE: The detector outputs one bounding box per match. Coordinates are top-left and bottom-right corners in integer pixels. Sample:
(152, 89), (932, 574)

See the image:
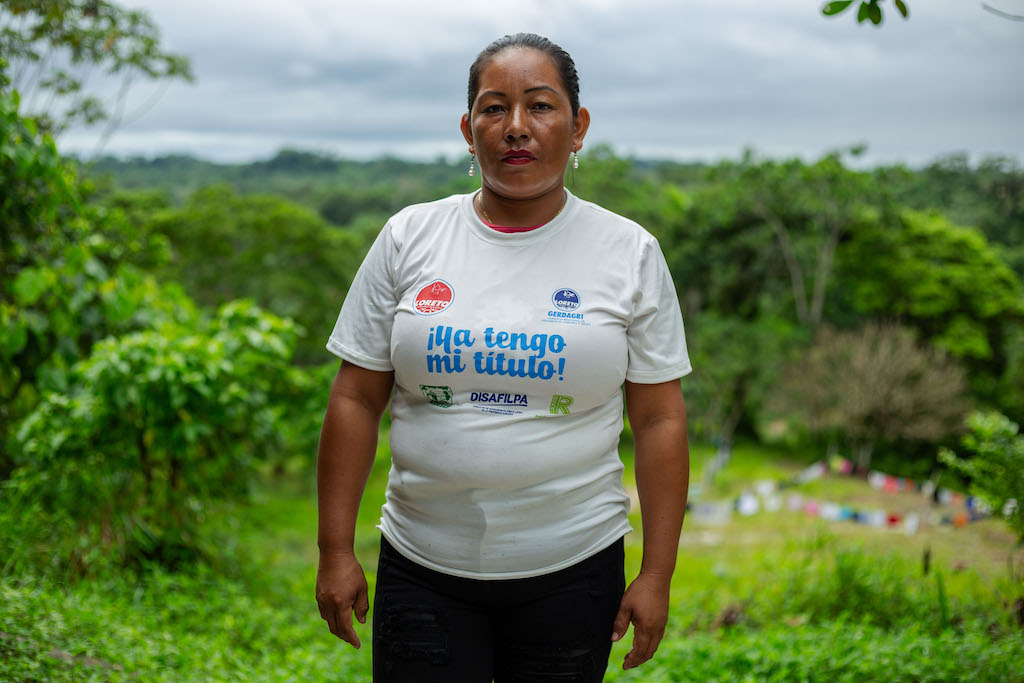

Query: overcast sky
(55, 0), (1024, 166)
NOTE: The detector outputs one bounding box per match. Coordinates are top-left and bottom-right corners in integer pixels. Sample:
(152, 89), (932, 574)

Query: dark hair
(467, 33), (580, 118)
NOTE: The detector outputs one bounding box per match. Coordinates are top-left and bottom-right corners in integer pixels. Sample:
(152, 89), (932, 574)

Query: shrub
(4, 302), (303, 576)
(941, 411), (1024, 545)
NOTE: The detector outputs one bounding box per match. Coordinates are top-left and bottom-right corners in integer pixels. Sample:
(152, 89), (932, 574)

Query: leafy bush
(4, 301), (303, 575)
(141, 184), (367, 364)
(1, 89), (182, 475)
(941, 411), (1024, 544)
(606, 621), (1024, 682)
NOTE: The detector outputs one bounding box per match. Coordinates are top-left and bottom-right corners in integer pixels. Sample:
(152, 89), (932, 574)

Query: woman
(316, 33), (690, 681)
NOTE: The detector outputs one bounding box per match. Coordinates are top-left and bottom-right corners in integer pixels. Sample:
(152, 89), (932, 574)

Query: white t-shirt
(327, 189), (691, 579)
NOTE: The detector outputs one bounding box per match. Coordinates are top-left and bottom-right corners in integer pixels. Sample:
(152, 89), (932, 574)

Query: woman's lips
(502, 151), (535, 165)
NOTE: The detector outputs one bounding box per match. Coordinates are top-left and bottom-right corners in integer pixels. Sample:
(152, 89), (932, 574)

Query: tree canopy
(0, 0), (192, 136)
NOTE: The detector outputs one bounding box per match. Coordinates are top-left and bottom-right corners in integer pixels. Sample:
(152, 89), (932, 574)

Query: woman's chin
(481, 176), (563, 202)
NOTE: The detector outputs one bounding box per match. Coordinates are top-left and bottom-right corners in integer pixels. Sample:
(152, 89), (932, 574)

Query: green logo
(420, 384), (454, 408)
(549, 394), (573, 415)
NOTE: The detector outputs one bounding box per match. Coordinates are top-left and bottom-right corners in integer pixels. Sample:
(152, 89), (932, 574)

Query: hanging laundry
(796, 462), (827, 484)
(737, 491), (760, 516)
(690, 501), (733, 526)
(966, 497), (992, 521)
(820, 502), (842, 521)
(866, 510), (888, 527)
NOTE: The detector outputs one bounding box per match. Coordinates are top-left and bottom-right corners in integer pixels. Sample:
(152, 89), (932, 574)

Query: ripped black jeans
(372, 536), (625, 683)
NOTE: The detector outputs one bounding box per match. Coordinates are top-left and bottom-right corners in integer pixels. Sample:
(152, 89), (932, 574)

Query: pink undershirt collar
(481, 219), (546, 233)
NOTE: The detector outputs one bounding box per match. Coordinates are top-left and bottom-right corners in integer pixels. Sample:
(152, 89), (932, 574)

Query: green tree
(1, 89), (184, 475)
(566, 144), (671, 232)
(0, 0), (192, 135)
(835, 210), (1024, 412)
(658, 153), (891, 443)
(876, 155), (1024, 277)
(684, 313), (798, 449)
(140, 184), (368, 364)
(665, 152), (890, 331)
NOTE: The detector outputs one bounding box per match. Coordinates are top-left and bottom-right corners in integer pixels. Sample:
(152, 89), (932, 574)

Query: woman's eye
(533, 102), (553, 110)
(482, 104), (504, 113)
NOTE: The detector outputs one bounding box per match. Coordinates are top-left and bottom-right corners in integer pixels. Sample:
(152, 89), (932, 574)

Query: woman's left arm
(612, 379), (689, 671)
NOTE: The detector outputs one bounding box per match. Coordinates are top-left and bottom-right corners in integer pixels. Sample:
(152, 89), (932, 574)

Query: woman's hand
(315, 362), (393, 649)
(611, 570), (671, 670)
(316, 551), (370, 648)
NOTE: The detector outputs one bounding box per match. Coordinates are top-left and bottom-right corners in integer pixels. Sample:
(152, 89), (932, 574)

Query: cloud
(55, 0), (1024, 165)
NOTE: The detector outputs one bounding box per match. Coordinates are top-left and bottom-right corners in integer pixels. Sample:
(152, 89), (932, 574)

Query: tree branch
(810, 213), (844, 327)
(755, 198), (810, 325)
(981, 3), (1024, 21)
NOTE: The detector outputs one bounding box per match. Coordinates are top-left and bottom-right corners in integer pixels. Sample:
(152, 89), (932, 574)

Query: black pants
(372, 536), (625, 683)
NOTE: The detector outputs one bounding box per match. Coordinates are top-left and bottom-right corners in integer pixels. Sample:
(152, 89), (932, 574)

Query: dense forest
(79, 145), (1024, 457)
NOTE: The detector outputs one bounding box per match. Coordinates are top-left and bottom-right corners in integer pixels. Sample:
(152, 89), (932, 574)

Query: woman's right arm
(315, 360), (395, 649)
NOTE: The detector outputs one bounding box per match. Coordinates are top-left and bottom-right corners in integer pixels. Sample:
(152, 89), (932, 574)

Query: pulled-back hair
(467, 33), (580, 117)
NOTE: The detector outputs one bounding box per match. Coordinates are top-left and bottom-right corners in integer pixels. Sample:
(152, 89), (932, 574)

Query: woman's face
(461, 48), (590, 201)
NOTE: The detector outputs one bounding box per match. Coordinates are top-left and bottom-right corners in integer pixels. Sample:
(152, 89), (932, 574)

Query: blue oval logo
(552, 288), (580, 311)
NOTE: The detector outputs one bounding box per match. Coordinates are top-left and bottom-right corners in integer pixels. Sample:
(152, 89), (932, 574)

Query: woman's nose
(504, 106), (529, 141)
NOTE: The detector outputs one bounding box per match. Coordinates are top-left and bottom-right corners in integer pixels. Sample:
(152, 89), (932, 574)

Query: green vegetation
(4, 447), (1023, 682)
(0, 0), (193, 135)
(822, 0), (909, 26)
(4, 5), (1024, 677)
(941, 411), (1024, 544)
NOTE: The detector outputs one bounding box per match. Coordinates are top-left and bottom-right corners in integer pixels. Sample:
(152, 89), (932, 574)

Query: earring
(468, 154), (475, 177)
(572, 151), (579, 170)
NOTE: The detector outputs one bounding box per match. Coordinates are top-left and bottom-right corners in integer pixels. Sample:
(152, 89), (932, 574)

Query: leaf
(12, 267), (50, 305)
(84, 257), (109, 280)
(868, 1), (883, 24)
(822, 0), (855, 15)
(2, 317), (28, 357)
(857, 1), (871, 22)
(894, 0), (909, 18)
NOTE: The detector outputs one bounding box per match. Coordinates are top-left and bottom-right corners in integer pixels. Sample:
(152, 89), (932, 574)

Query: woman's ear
(460, 113), (474, 150)
(572, 107), (591, 153)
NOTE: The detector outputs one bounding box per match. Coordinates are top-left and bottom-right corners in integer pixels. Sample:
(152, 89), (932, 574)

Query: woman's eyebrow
(479, 85), (559, 99)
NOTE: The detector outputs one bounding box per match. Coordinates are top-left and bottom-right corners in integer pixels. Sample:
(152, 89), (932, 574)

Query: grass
(3, 437), (1023, 681)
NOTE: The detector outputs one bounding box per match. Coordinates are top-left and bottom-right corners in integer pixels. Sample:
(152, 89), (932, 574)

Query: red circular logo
(414, 279), (453, 315)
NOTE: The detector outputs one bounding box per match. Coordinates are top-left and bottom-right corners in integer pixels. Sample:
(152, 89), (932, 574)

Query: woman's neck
(475, 185), (566, 227)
